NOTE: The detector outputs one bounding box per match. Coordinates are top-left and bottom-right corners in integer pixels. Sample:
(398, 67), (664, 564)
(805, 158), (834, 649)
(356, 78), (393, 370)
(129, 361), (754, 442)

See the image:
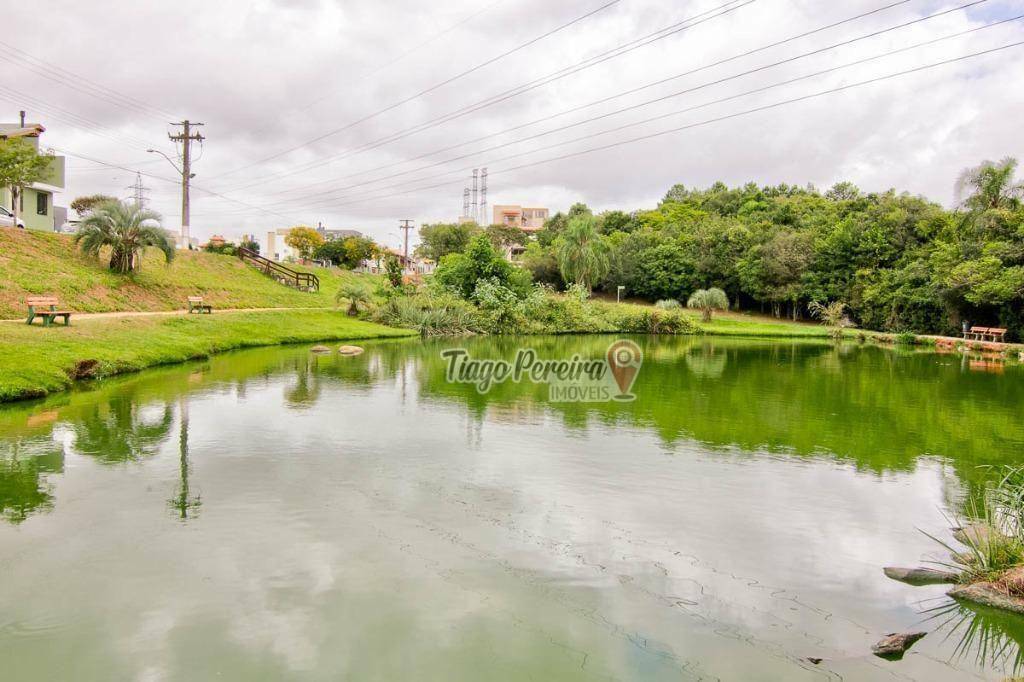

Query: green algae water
(2, 336), (1023, 680)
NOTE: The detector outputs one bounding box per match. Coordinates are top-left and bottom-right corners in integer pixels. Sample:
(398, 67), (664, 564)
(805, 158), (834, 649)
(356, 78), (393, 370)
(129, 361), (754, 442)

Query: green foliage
(416, 222), (480, 261)
(485, 224), (528, 253)
(0, 139), (54, 224)
(384, 255), (403, 288)
(687, 288), (730, 322)
(239, 238), (260, 254)
(434, 234), (528, 299)
(74, 200), (174, 274)
(315, 236), (376, 269)
(808, 300), (853, 340)
(555, 214), (610, 291)
(283, 226), (324, 260)
(336, 281), (372, 316)
(520, 240), (562, 287)
(654, 299), (681, 310)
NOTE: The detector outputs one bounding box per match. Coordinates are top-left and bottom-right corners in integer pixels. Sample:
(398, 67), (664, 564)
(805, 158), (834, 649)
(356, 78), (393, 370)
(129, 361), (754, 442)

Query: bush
(371, 292), (482, 336)
(434, 234), (530, 299)
(654, 299), (681, 310)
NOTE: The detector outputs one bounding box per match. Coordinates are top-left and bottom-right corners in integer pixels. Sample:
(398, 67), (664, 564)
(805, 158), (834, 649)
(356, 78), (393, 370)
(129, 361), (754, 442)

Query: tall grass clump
(655, 299), (681, 310)
(924, 466), (1024, 584)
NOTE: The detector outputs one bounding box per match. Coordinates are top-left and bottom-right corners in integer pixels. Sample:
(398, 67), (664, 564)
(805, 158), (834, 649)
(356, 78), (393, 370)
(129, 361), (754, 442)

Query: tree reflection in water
(70, 395), (173, 464)
(0, 438), (63, 524)
(168, 398), (200, 520)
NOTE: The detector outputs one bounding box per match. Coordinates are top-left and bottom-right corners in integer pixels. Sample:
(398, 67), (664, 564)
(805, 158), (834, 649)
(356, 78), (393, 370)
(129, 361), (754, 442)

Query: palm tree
(555, 215), (610, 291)
(336, 281), (372, 316)
(74, 200), (174, 273)
(955, 157), (1024, 211)
(687, 288), (729, 322)
(808, 300), (854, 340)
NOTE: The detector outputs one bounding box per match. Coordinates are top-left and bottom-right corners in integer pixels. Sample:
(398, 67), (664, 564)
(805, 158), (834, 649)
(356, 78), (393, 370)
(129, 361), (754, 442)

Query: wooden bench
(26, 297), (72, 327)
(965, 326), (1008, 342)
(187, 296), (212, 314)
(986, 327), (1008, 343)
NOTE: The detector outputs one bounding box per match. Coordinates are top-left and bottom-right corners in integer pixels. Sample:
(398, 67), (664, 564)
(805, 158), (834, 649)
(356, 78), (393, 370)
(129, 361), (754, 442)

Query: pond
(1, 336), (1023, 680)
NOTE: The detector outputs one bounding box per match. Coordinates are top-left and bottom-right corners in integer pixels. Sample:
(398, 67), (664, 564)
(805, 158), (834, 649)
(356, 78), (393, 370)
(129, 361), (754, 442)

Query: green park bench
(26, 296), (73, 327)
(187, 296), (213, 314)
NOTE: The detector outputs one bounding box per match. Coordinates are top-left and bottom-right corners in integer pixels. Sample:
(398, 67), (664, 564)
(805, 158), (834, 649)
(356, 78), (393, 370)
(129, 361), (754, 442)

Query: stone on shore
(883, 566), (959, 585)
(949, 581), (1024, 615)
(872, 632), (926, 659)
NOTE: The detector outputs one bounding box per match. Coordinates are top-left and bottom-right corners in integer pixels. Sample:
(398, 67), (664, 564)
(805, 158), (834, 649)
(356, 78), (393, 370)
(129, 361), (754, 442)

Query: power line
(280, 41), (1024, 213)
(209, 0), (624, 180)
(51, 147), (309, 226)
(263, 0), (934, 199)
(0, 84), (166, 151)
(0, 41), (178, 121)
(213, 0), (757, 192)
(248, 1), (994, 209)
(247, 0), (509, 137)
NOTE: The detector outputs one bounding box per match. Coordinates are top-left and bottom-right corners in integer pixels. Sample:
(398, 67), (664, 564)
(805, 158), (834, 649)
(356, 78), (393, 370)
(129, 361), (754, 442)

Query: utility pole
(168, 120), (204, 249)
(399, 219), (414, 264)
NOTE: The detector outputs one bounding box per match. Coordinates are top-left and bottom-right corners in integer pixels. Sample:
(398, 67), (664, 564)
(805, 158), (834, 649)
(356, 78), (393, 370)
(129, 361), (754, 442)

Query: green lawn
(0, 229), (375, 319)
(693, 311), (835, 338)
(0, 310), (415, 403)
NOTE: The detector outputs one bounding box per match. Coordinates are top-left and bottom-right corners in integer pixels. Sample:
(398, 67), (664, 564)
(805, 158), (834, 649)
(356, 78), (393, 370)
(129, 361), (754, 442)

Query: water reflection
(0, 338), (1023, 680)
(168, 399), (200, 520)
(70, 394), (173, 464)
(925, 598), (1024, 676)
(0, 438), (62, 524)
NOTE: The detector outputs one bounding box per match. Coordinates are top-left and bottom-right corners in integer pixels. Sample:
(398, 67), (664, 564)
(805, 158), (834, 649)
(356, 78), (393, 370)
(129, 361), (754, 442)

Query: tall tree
(70, 194), (117, 217)
(955, 158), (1023, 211)
(555, 214), (610, 291)
(416, 222), (479, 261)
(0, 139), (54, 227)
(284, 226), (324, 260)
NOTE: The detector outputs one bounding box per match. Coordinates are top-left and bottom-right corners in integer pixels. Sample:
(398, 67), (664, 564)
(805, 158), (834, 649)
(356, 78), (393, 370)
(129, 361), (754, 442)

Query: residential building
(492, 205), (548, 231)
(316, 223), (363, 241)
(265, 227), (300, 262)
(0, 121), (66, 232)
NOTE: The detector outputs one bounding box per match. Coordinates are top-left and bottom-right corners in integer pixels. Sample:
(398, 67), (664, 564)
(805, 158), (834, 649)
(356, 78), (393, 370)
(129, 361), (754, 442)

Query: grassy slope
(0, 310), (414, 402)
(0, 229), (371, 318)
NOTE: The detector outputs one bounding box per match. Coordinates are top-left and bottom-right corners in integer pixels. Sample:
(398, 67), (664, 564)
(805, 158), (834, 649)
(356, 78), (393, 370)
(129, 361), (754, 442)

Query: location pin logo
(605, 340), (643, 401)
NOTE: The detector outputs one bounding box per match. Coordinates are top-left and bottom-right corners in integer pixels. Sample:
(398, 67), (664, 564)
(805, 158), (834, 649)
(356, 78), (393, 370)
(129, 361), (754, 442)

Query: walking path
(0, 306), (333, 323)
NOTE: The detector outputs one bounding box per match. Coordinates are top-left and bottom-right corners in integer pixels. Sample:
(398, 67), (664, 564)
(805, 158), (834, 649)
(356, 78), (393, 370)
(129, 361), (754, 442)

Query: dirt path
(0, 306), (334, 323)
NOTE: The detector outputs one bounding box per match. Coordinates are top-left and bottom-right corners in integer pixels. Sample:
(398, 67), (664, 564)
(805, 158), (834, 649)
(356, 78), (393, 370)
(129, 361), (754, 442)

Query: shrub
(336, 281), (372, 316)
(434, 234), (530, 299)
(655, 299), (681, 310)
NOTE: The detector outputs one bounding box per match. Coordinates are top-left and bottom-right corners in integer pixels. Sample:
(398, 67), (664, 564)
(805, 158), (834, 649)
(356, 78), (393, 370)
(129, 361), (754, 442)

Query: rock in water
(338, 345), (364, 356)
(953, 523), (1002, 547)
(310, 345), (331, 354)
(872, 632), (926, 659)
(883, 566), (959, 585)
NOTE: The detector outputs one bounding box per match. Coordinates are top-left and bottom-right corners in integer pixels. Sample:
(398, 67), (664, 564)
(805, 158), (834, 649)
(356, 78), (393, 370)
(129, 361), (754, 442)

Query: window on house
(37, 192), (48, 216)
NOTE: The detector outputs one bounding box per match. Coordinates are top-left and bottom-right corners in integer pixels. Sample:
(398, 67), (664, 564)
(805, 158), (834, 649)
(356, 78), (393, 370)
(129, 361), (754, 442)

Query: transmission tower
(479, 167), (488, 225)
(125, 172), (149, 208)
(471, 169), (478, 222)
(462, 188), (470, 219)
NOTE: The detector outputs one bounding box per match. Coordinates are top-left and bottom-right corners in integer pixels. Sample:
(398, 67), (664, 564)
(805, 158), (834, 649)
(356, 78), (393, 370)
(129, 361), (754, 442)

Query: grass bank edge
(0, 310), (417, 404)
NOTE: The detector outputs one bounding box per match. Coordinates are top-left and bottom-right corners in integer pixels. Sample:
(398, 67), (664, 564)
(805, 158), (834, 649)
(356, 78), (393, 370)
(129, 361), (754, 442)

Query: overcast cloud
(3, 0), (1022, 249)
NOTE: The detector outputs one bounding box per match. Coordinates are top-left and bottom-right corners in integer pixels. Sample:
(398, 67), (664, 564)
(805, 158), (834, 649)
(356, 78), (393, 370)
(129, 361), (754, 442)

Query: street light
(147, 149), (195, 248)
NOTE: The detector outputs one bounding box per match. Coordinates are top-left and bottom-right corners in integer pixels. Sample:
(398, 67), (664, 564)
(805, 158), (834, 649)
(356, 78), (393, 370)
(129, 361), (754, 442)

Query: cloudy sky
(3, 0), (1022, 249)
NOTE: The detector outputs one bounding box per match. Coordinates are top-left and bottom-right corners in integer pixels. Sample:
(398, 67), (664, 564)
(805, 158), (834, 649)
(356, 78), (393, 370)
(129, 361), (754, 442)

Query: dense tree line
(499, 159), (1022, 339)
